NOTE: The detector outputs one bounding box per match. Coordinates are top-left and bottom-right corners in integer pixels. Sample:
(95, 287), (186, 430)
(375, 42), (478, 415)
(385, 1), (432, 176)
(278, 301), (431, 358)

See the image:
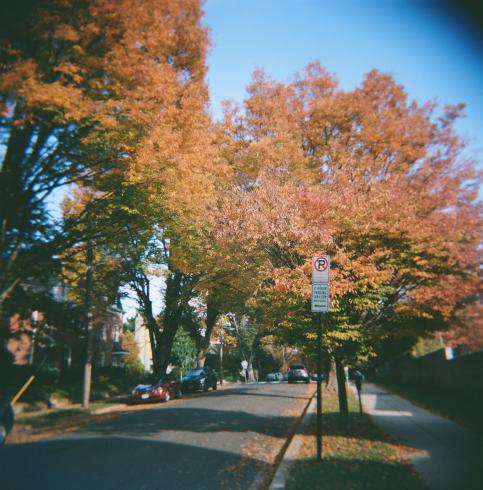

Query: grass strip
(17, 408), (88, 428)
(376, 380), (483, 437)
(285, 387), (427, 490)
(8, 402), (130, 445)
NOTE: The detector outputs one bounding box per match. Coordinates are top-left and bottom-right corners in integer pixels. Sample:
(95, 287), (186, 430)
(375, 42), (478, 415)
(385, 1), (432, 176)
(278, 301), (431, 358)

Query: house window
(51, 285), (68, 302)
(112, 356), (123, 368)
(100, 326), (107, 340)
(98, 352), (105, 367)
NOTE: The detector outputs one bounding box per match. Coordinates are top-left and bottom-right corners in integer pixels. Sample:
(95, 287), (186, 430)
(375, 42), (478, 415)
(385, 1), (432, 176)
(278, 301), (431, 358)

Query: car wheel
(0, 423), (7, 445)
(203, 381), (209, 392)
(164, 391), (171, 402)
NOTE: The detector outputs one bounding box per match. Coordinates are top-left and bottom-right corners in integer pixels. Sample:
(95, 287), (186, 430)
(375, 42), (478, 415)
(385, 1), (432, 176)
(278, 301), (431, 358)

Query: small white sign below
(312, 255), (330, 283)
(312, 283), (330, 312)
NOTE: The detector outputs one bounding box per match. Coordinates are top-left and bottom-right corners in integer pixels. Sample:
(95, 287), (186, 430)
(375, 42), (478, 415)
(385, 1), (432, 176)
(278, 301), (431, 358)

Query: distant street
(1, 383), (314, 490)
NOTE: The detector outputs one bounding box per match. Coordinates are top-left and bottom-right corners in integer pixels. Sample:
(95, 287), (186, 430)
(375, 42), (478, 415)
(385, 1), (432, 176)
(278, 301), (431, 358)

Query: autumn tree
(440, 300), (483, 352)
(121, 330), (143, 375)
(0, 0), (215, 398)
(170, 327), (198, 375)
(0, 0), (210, 321)
(53, 0), (215, 377)
(1, 0), (115, 315)
(213, 64), (482, 414)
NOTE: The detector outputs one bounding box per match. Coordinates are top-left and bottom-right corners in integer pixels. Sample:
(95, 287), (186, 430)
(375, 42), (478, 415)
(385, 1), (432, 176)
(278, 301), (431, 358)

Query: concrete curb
(268, 393), (317, 490)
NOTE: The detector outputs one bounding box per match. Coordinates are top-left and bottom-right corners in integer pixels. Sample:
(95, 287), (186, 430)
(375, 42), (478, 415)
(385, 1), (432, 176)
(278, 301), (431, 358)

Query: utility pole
(219, 329), (224, 385)
(82, 241), (94, 408)
(28, 310), (40, 365)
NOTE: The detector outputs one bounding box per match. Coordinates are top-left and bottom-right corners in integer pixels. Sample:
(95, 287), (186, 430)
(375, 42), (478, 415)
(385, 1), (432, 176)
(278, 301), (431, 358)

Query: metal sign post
(316, 310), (322, 460)
(311, 255), (330, 462)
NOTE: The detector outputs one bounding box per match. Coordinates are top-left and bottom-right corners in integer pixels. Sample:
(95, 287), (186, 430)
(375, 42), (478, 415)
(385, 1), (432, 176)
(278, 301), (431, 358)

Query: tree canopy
(0, 0), (209, 313)
(1, 2), (481, 388)
(212, 64), (482, 364)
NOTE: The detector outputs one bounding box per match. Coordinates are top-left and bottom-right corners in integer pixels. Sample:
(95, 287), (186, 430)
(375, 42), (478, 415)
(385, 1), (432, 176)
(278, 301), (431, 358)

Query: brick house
(4, 279), (127, 369)
(94, 302), (127, 368)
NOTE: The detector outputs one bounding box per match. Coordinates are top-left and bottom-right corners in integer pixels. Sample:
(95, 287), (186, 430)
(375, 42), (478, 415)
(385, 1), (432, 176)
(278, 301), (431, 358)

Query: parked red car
(130, 375), (182, 404)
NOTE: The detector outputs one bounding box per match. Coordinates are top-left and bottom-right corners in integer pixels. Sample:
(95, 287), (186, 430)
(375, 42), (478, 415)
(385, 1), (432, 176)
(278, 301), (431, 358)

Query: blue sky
(204, 0), (483, 159)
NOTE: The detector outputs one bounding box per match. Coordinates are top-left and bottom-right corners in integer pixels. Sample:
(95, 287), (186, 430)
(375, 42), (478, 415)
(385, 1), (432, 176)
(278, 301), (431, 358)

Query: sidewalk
(354, 382), (483, 490)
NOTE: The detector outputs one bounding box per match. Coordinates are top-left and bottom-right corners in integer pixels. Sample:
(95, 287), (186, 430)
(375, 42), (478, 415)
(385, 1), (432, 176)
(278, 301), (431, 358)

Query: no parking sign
(312, 255), (330, 460)
(312, 255), (330, 283)
(312, 255), (330, 313)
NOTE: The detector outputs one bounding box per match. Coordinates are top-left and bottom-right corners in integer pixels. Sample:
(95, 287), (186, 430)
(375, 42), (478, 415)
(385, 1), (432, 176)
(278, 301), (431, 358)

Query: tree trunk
(141, 290), (161, 376)
(195, 297), (219, 367)
(82, 242), (94, 408)
(157, 271), (184, 375)
(247, 361), (256, 382)
(325, 357), (338, 392)
(146, 315), (160, 376)
(335, 358), (349, 418)
(196, 348), (207, 368)
(257, 357), (263, 382)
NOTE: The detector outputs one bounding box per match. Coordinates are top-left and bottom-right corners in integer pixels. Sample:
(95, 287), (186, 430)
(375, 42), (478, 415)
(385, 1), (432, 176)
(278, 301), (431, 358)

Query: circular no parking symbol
(314, 257), (328, 272)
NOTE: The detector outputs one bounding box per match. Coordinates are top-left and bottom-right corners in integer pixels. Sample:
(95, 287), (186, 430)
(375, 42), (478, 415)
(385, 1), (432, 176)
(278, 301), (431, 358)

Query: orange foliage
(211, 64), (482, 352)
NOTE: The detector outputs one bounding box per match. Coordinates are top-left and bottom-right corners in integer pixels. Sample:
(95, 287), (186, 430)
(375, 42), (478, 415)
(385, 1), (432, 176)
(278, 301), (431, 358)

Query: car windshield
(290, 364), (306, 370)
(186, 369), (204, 377)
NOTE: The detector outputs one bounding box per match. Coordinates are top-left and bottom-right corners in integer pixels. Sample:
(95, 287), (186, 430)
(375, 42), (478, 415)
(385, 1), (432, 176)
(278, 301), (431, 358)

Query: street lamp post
(29, 310), (40, 365)
(219, 330), (224, 386)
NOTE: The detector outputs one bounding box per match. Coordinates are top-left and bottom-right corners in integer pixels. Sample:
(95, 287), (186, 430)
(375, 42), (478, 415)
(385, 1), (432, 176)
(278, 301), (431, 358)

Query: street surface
(357, 382), (483, 490)
(0, 382), (314, 490)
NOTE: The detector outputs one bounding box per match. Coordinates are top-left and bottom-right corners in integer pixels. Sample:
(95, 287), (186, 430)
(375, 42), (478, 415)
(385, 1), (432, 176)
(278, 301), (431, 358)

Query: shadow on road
(80, 406), (295, 439)
(1, 383), (314, 490)
(0, 435), (263, 490)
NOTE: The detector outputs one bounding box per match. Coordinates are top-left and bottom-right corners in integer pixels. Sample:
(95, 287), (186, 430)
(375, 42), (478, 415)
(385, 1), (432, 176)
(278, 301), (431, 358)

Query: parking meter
(353, 371), (363, 416)
(355, 376), (362, 393)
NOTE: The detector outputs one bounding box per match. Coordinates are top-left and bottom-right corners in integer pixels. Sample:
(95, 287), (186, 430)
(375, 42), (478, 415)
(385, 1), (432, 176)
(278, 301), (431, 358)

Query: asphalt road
(0, 382), (314, 490)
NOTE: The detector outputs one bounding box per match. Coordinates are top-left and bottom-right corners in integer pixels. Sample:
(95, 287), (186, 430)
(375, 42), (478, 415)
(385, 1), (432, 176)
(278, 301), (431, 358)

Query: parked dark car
(265, 372), (284, 382)
(287, 364), (310, 383)
(0, 396), (14, 445)
(310, 372), (327, 382)
(181, 367), (217, 393)
(131, 374), (182, 404)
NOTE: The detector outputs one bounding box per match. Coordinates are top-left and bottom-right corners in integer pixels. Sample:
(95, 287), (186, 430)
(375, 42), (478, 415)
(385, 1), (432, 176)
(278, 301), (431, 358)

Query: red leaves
(211, 63), (482, 353)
